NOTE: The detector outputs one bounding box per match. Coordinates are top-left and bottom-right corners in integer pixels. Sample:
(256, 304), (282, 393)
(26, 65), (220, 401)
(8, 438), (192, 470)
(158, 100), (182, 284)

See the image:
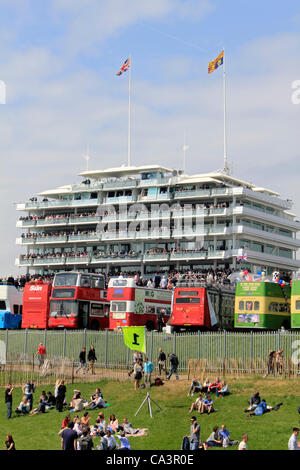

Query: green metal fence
(1, 329), (300, 376)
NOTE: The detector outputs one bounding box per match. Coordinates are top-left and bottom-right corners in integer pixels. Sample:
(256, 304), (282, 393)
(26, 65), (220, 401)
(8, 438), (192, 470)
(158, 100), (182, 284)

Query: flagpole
(128, 54), (132, 167)
(223, 48), (228, 174)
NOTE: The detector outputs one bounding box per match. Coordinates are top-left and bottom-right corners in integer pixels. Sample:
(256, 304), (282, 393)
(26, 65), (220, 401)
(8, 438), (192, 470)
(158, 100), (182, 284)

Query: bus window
(269, 303), (278, 312)
(91, 276), (105, 289)
(239, 301), (244, 310)
(54, 273), (78, 287)
(104, 305), (110, 316)
(13, 305), (19, 314)
(0, 300), (6, 310)
(296, 300), (300, 310)
(279, 303), (289, 313)
(177, 291), (199, 296)
(246, 302), (253, 311)
(111, 301), (127, 312)
(112, 279), (127, 287)
(254, 301), (260, 311)
(146, 306), (155, 314)
(175, 298), (200, 304)
(80, 275), (91, 288)
(91, 303), (104, 316)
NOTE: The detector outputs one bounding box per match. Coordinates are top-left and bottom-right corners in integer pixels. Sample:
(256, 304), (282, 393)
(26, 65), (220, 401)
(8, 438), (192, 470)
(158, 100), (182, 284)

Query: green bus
(290, 280), (300, 328)
(234, 281), (291, 329)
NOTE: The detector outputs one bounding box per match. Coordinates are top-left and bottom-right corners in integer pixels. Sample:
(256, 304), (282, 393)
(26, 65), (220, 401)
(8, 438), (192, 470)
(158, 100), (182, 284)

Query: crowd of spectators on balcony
(19, 211), (98, 224)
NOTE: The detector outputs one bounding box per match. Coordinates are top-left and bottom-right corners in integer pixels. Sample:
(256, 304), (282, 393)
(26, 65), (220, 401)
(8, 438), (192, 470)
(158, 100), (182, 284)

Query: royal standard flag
(122, 326), (146, 354)
(208, 50), (224, 74)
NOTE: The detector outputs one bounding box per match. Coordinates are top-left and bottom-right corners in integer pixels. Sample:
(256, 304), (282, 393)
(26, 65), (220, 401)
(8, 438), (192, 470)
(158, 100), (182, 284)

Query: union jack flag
(116, 58), (130, 76)
(237, 252), (248, 262)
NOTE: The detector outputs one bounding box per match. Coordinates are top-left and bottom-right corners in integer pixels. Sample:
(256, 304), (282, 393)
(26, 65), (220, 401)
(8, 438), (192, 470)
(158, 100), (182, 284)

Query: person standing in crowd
(157, 310), (164, 332)
(288, 428), (300, 450)
(5, 383), (13, 419)
(59, 422), (78, 450)
(76, 346), (87, 375)
(87, 345), (97, 375)
(189, 416), (200, 450)
(56, 380), (66, 412)
(167, 353), (179, 380)
(143, 357), (154, 389)
(158, 348), (168, 378)
(22, 379), (35, 412)
(133, 358), (143, 391)
(264, 350), (276, 378)
(36, 343), (46, 368)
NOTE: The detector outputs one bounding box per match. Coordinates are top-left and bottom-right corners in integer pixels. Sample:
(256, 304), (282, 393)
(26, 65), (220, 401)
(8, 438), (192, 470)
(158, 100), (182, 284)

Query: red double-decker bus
(22, 281), (52, 329)
(107, 277), (172, 331)
(170, 281), (235, 331)
(48, 272), (109, 330)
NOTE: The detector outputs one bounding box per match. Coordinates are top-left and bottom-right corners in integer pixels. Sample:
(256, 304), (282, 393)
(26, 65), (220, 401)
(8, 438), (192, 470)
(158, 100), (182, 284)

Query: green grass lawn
(0, 376), (299, 450)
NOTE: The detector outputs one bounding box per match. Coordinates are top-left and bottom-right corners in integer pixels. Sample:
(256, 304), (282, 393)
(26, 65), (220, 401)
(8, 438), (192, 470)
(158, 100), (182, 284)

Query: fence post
(173, 331), (176, 355)
(105, 330), (109, 368)
(63, 329), (67, 359)
(150, 331), (153, 363)
(5, 329), (8, 363)
(24, 328), (28, 356)
(197, 330), (200, 361)
(223, 330), (227, 376)
(84, 328), (87, 349)
(250, 330), (253, 373)
(44, 329), (47, 350)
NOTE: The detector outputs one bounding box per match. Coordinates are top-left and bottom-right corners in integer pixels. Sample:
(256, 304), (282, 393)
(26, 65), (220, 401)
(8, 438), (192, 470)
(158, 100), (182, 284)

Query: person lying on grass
(200, 395), (214, 414)
(189, 393), (204, 414)
(248, 399), (283, 417)
(119, 417), (148, 436)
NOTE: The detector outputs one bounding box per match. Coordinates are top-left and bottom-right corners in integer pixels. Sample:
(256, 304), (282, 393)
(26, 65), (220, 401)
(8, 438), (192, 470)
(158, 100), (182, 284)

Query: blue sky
(0, 0), (300, 275)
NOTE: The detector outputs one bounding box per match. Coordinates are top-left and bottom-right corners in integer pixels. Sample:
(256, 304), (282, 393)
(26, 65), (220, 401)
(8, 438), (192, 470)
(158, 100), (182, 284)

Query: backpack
(181, 435), (190, 450)
(154, 377), (164, 386)
(222, 437), (230, 448)
(79, 435), (92, 451)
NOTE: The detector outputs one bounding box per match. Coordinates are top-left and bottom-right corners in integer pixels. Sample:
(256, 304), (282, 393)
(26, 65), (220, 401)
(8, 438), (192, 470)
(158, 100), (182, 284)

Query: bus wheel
(146, 320), (155, 331)
(90, 320), (99, 331)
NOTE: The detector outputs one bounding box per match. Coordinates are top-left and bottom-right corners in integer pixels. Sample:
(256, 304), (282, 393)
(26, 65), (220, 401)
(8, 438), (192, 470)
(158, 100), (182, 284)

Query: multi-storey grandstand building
(15, 165), (300, 276)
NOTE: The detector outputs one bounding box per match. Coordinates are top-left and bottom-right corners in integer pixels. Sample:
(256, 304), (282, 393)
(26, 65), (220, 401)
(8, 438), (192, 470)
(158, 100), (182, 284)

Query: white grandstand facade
(15, 165), (300, 276)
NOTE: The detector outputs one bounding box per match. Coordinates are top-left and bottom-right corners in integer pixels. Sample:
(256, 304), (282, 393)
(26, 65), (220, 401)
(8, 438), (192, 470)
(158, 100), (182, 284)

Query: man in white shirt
(288, 428), (300, 450)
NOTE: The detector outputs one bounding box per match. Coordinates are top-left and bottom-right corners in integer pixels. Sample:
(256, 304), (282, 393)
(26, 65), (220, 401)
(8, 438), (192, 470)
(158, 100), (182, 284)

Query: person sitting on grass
(244, 392), (261, 412)
(105, 429), (118, 450)
(30, 398), (46, 415)
(201, 378), (211, 394)
(203, 426), (222, 449)
(61, 414), (71, 429)
(73, 416), (82, 436)
(117, 431), (131, 450)
(15, 396), (30, 415)
(216, 381), (229, 398)
(90, 387), (103, 401)
(81, 411), (91, 427)
(248, 399), (283, 417)
(108, 414), (119, 433)
(69, 393), (87, 412)
(46, 391), (56, 407)
(208, 377), (222, 396)
(78, 425), (94, 450)
(189, 393), (204, 414)
(218, 424), (239, 447)
(188, 378), (202, 397)
(98, 431), (109, 450)
(200, 394), (214, 414)
(89, 392), (106, 410)
(5, 434), (15, 451)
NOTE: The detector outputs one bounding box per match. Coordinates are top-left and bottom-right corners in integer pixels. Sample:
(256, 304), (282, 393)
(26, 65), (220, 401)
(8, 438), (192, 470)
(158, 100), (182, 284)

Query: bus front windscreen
(50, 300), (78, 317)
(53, 273), (79, 287)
